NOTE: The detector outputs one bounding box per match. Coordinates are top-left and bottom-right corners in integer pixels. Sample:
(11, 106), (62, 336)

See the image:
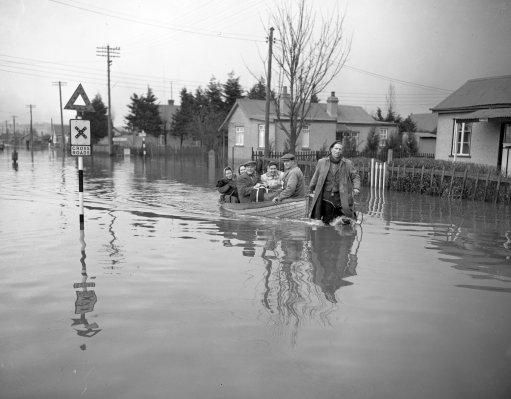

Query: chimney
(279, 86), (290, 113)
(326, 91), (339, 119)
(168, 99), (175, 106)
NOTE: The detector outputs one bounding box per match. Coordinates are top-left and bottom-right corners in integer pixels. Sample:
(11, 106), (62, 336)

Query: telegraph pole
(264, 27), (274, 158)
(96, 45), (120, 156)
(12, 115), (17, 163)
(53, 81), (67, 155)
(26, 104), (36, 151)
(5, 120), (8, 145)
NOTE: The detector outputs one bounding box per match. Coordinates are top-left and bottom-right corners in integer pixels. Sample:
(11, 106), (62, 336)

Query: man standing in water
(308, 141), (360, 224)
(272, 153), (306, 203)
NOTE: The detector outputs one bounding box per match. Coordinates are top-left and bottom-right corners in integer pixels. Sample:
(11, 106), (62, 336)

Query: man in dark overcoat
(236, 160), (261, 203)
(308, 141), (360, 223)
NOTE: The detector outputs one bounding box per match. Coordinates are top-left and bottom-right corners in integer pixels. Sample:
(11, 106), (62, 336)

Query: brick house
(431, 75), (511, 175)
(219, 90), (397, 164)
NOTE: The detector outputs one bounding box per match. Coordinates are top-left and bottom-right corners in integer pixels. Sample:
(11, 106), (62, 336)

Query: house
(431, 75), (511, 175)
(219, 90), (397, 164)
(407, 113), (438, 154)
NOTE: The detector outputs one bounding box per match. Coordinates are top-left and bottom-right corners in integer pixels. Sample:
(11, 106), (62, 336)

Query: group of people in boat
(216, 140), (361, 225)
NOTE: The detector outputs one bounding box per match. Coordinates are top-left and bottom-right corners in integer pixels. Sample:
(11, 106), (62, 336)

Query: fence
(252, 149), (510, 204)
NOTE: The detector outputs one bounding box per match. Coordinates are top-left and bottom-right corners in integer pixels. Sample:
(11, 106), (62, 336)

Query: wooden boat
(220, 197), (308, 219)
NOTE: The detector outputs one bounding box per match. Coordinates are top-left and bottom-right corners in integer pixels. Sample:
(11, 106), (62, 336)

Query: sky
(0, 0), (510, 128)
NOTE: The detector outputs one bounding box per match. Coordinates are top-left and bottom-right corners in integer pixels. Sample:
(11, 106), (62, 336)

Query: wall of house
(274, 121), (336, 152)
(419, 137), (436, 154)
(340, 124), (398, 151)
(226, 109), (276, 165)
(435, 113), (501, 166)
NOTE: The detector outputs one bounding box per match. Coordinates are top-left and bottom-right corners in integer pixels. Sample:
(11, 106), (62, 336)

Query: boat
(220, 197), (308, 219)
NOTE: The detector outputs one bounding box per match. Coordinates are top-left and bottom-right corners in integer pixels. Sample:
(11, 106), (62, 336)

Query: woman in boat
(238, 164), (246, 176)
(236, 160), (262, 203)
(308, 141), (360, 224)
(216, 166), (238, 203)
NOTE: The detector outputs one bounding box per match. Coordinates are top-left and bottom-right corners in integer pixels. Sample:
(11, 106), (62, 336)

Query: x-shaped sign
(75, 126), (88, 139)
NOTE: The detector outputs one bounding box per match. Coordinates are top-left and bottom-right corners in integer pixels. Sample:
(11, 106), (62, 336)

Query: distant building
(407, 113), (438, 154)
(219, 89), (397, 163)
(431, 75), (511, 175)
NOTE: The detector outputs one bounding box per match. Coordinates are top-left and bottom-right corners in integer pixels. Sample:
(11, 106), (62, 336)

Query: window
(452, 122), (471, 156)
(379, 128), (388, 147)
(258, 124), (265, 148)
(235, 126), (244, 146)
(504, 124), (511, 144)
(301, 125), (310, 148)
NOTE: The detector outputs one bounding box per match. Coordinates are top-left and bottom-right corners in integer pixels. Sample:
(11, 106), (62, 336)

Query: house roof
(431, 75), (511, 112)
(219, 98), (394, 130)
(158, 102), (179, 123)
(409, 113), (438, 133)
(455, 107), (511, 121)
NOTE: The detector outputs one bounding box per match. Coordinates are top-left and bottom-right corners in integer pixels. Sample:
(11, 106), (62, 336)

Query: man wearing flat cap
(236, 160), (262, 203)
(272, 153), (306, 204)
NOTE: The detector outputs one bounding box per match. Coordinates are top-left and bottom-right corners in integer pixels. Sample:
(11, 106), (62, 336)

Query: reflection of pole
(78, 156), (84, 230)
(143, 135), (146, 158)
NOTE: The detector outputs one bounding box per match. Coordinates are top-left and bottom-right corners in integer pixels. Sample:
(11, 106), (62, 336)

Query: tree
(247, 77), (267, 100)
(271, 0), (350, 153)
(364, 127), (379, 153)
(125, 87), (163, 137)
(223, 71), (244, 111)
(399, 114), (417, 133)
(170, 88), (194, 147)
(81, 93), (108, 144)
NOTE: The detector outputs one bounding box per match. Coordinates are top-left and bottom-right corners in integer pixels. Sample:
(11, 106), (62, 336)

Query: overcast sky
(1, 0), (510, 127)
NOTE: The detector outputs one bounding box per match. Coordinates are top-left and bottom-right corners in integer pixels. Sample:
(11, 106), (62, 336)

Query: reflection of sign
(70, 119), (91, 156)
(139, 131), (146, 137)
(73, 282), (96, 288)
(75, 291), (97, 314)
(64, 83), (94, 112)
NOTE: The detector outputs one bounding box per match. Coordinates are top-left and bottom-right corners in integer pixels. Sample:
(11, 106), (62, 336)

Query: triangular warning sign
(64, 83), (94, 112)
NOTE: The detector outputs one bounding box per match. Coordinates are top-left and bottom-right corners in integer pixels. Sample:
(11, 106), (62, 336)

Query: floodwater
(1, 149), (510, 399)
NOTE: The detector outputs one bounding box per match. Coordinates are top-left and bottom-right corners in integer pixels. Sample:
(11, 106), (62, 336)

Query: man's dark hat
(281, 153), (295, 161)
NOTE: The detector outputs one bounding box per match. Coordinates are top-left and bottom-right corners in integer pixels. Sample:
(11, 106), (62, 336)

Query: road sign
(113, 136), (128, 142)
(64, 84), (94, 112)
(70, 119), (91, 156)
(139, 131), (146, 137)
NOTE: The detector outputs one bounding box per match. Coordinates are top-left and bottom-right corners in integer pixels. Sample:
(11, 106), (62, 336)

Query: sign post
(65, 84), (94, 231)
(140, 130), (147, 158)
(70, 119), (91, 230)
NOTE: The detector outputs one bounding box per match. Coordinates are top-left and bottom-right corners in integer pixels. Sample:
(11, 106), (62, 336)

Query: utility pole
(26, 104), (36, 151)
(5, 120), (8, 145)
(264, 27), (274, 158)
(53, 81), (67, 155)
(12, 115), (18, 162)
(96, 45), (120, 156)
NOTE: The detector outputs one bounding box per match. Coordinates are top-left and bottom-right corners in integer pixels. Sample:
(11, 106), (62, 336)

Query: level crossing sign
(70, 119), (91, 156)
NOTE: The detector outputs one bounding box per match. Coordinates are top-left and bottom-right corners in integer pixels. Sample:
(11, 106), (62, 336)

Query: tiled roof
(231, 98), (388, 125)
(432, 75), (511, 112)
(409, 113), (438, 133)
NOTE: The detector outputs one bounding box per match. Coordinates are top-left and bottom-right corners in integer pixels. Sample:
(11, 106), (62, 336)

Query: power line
(48, 0), (264, 42)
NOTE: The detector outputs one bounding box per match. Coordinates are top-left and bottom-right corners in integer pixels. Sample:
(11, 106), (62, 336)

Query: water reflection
(71, 231), (101, 349)
(215, 217), (363, 343)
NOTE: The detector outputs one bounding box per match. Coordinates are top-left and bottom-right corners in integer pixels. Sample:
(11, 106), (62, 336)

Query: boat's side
(220, 198), (307, 219)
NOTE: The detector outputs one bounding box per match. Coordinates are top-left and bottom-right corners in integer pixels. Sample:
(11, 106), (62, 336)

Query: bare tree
(271, 0), (350, 153)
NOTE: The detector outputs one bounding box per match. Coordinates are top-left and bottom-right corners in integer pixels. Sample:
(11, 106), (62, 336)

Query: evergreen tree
(81, 93), (108, 144)
(247, 77), (267, 100)
(223, 71), (243, 111)
(125, 87), (163, 137)
(364, 127), (379, 153)
(206, 77), (224, 112)
(311, 93), (319, 103)
(399, 115), (417, 133)
(374, 107), (384, 121)
(170, 88), (195, 147)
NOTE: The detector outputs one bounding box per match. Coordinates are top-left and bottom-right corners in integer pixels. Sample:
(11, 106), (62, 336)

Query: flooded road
(1, 149), (510, 399)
